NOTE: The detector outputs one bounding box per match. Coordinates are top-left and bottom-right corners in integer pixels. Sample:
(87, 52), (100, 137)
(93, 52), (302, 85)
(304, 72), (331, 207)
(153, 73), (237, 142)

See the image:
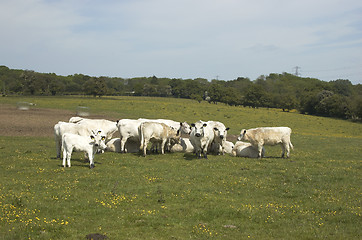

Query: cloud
(1, 0), (361, 83)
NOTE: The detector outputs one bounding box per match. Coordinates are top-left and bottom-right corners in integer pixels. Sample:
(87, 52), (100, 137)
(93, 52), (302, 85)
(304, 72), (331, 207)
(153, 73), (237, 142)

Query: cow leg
(62, 149), (67, 167)
(120, 137), (127, 153)
(143, 139), (148, 157)
(67, 151), (71, 168)
(282, 143), (290, 158)
(88, 151), (95, 168)
(202, 145), (208, 159)
(281, 143), (286, 158)
(258, 144), (264, 158)
(161, 140), (167, 154)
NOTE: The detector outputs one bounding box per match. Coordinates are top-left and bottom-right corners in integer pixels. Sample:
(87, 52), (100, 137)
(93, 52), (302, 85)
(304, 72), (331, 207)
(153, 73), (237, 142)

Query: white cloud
(0, 0), (361, 83)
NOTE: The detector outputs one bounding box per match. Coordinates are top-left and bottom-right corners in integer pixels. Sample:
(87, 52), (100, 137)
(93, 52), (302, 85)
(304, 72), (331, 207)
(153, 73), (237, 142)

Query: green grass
(0, 96), (361, 239)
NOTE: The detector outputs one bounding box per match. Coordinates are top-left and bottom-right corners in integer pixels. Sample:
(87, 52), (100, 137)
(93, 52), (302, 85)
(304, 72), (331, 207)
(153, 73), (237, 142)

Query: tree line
(1, 65), (361, 121)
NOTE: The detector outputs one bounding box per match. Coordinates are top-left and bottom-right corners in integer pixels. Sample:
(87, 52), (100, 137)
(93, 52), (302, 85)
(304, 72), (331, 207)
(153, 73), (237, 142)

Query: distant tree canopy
(1, 65), (361, 121)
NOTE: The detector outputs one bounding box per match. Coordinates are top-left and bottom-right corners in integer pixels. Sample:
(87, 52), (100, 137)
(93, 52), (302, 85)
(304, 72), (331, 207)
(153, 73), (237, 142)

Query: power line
(293, 66), (301, 77)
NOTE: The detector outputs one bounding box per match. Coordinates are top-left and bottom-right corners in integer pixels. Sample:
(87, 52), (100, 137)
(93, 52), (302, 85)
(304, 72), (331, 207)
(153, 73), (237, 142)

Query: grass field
(0, 96), (361, 239)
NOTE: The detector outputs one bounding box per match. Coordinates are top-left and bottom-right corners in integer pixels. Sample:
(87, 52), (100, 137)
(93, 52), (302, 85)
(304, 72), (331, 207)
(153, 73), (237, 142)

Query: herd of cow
(54, 117), (293, 168)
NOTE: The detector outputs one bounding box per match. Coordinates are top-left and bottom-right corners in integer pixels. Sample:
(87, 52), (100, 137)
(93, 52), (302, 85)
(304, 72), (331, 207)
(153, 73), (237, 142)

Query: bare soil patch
(0, 105), (107, 137)
(0, 104), (238, 141)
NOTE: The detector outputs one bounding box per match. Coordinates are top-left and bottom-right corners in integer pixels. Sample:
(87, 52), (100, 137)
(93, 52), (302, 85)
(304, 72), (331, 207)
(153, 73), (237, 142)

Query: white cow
(207, 121), (230, 155)
(54, 121), (95, 158)
(189, 120), (214, 159)
(232, 141), (265, 158)
(117, 119), (146, 153)
(139, 118), (191, 135)
(69, 117), (118, 141)
(139, 122), (180, 156)
(237, 127), (293, 158)
(210, 140), (234, 155)
(170, 137), (194, 153)
(105, 138), (140, 153)
(62, 131), (107, 168)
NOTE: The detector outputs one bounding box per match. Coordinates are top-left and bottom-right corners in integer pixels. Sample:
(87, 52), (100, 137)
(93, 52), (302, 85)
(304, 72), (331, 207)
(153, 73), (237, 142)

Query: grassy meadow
(0, 96), (361, 239)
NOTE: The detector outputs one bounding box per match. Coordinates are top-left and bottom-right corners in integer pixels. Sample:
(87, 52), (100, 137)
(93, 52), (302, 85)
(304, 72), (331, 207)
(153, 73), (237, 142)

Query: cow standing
(139, 122), (180, 156)
(207, 121), (230, 155)
(189, 120), (214, 159)
(237, 127), (293, 158)
(62, 131), (107, 168)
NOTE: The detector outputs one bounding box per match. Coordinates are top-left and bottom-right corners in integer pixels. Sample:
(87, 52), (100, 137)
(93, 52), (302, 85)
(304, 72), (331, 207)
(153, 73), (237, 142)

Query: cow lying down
(232, 141), (265, 158)
(105, 138), (140, 153)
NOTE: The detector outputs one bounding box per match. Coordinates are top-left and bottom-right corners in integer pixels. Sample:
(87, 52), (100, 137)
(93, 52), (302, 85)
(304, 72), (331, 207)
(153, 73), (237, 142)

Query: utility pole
(294, 66), (301, 77)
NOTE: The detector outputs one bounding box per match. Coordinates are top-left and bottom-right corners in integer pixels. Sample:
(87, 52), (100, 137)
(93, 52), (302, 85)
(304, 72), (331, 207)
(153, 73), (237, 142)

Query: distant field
(0, 96), (361, 239)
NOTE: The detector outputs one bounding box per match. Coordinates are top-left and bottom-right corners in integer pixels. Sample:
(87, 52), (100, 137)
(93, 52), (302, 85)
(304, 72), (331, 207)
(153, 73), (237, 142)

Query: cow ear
(191, 123), (195, 127)
(203, 123), (207, 127)
(101, 136), (106, 141)
(214, 127), (218, 131)
(226, 127), (230, 131)
(180, 122), (182, 126)
(98, 130), (102, 134)
(243, 129), (247, 134)
(90, 135), (95, 140)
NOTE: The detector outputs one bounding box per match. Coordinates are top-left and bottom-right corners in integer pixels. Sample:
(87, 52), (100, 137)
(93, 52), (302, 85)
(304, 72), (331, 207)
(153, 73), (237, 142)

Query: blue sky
(1, 0), (362, 84)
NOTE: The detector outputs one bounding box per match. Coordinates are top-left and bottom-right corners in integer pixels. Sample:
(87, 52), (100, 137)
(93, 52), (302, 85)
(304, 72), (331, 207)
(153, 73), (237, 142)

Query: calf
(237, 127), (293, 158)
(54, 121), (94, 158)
(189, 120), (214, 159)
(62, 131), (107, 168)
(232, 141), (265, 158)
(139, 122), (180, 156)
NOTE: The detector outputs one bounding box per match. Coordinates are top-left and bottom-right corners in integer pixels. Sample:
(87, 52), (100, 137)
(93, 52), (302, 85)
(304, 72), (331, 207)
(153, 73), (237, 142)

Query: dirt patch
(0, 104), (238, 141)
(0, 105), (108, 137)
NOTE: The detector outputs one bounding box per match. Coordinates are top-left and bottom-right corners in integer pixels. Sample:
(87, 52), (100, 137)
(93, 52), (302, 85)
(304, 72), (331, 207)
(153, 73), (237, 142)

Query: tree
(243, 84), (271, 108)
(83, 78), (108, 97)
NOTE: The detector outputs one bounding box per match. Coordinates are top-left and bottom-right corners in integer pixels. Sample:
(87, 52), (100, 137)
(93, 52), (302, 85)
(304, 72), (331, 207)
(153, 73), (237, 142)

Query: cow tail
(289, 142), (294, 150)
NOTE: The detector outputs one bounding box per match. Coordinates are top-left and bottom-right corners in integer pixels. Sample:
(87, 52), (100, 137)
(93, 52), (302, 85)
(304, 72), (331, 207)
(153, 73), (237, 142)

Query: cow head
(237, 129), (247, 141)
(180, 122), (191, 134)
(191, 121), (207, 138)
(90, 130), (107, 150)
(213, 126), (230, 140)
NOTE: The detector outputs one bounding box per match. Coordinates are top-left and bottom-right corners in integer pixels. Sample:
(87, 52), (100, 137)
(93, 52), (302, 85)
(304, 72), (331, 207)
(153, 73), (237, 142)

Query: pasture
(0, 96), (361, 239)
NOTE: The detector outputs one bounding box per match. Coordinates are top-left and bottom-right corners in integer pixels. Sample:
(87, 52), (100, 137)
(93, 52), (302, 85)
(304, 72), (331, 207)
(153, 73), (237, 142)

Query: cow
(189, 120), (214, 159)
(54, 121), (94, 158)
(170, 137), (194, 153)
(237, 127), (293, 158)
(105, 138), (140, 153)
(210, 140), (234, 155)
(138, 118), (191, 151)
(116, 119), (146, 153)
(139, 122), (180, 156)
(232, 141), (265, 158)
(138, 118), (191, 135)
(207, 121), (230, 155)
(68, 117), (118, 141)
(61, 131), (107, 168)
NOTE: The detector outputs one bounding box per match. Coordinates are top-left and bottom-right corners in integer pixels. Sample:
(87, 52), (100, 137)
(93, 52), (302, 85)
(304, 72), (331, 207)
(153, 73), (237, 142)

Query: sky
(1, 0), (362, 84)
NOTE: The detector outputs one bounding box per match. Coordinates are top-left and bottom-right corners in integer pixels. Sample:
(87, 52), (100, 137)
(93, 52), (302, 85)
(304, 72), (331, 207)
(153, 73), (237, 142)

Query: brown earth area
(0, 105), (108, 137)
(0, 104), (238, 141)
